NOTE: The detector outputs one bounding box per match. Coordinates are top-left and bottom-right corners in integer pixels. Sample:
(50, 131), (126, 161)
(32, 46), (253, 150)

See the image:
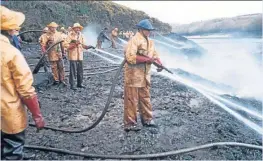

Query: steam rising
(82, 24), (263, 100)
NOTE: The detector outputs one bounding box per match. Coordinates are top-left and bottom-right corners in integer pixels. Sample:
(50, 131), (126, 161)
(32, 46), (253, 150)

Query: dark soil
(22, 44), (262, 160)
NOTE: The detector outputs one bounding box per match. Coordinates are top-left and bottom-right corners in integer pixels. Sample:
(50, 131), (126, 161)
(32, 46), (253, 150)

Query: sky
(113, 1), (262, 24)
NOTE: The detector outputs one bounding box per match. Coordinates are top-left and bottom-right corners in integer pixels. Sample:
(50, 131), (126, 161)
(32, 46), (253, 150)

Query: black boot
(77, 84), (85, 89)
(142, 120), (158, 127)
(124, 124), (141, 132)
(53, 81), (59, 85)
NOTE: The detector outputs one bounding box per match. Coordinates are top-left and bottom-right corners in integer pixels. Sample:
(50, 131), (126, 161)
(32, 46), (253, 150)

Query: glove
(83, 45), (95, 50)
(136, 55), (154, 64)
(22, 95), (45, 130)
(41, 46), (46, 53)
(68, 43), (77, 50)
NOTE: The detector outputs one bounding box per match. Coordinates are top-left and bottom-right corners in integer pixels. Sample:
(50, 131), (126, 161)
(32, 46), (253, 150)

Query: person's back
(1, 6), (45, 160)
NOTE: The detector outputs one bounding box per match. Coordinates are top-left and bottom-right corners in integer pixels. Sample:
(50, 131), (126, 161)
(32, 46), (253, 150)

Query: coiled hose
(29, 60), (126, 133)
(25, 142), (262, 159)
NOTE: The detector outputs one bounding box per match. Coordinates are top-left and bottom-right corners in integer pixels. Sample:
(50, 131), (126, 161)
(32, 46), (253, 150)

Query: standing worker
(110, 27), (118, 49)
(1, 6), (45, 160)
(96, 27), (111, 49)
(123, 19), (164, 132)
(39, 27), (49, 72)
(65, 23), (95, 90)
(40, 22), (67, 86)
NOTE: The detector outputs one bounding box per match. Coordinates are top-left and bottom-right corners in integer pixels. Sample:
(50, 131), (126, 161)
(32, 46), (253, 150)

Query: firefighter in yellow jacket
(39, 27), (49, 72)
(40, 22), (67, 86)
(124, 19), (163, 131)
(65, 23), (95, 90)
(0, 6), (45, 160)
(110, 27), (118, 49)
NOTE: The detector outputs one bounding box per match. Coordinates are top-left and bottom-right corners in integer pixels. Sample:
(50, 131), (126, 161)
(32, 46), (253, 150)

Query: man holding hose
(124, 19), (163, 132)
(40, 22), (67, 86)
(65, 23), (95, 90)
(1, 6), (45, 160)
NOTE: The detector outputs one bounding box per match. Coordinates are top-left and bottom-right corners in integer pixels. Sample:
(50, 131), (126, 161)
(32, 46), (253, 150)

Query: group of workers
(1, 5), (164, 160)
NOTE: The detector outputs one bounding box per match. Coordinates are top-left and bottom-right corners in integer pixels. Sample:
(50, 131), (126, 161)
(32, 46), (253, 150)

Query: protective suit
(124, 19), (162, 131)
(39, 27), (49, 72)
(40, 22), (66, 84)
(110, 28), (118, 49)
(1, 6), (45, 160)
(64, 23), (94, 90)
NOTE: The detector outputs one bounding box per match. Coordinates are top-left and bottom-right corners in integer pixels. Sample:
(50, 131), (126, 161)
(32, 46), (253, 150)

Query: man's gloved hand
(83, 45), (95, 50)
(41, 46), (46, 53)
(68, 43), (77, 50)
(136, 55), (154, 64)
(22, 95), (45, 130)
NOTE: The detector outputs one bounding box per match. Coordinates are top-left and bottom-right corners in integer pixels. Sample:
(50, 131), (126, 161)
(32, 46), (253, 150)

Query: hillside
(3, 1), (172, 33)
(172, 14), (262, 37)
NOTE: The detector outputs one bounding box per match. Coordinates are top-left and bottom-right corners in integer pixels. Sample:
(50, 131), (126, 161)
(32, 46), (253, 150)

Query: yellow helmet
(47, 22), (59, 28)
(0, 6), (25, 30)
(72, 23), (83, 30)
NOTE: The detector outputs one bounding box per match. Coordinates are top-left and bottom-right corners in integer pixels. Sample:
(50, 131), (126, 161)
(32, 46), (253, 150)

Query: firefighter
(40, 22), (67, 86)
(67, 26), (72, 35)
(60, 27), (67, 40)
(123, 19), (164, 132)
(110, 27), (118, 49)
(39, 27), (50, 72)
(97, 27), (111, 49)
(1, 6), (45, 160)
(65, 23), (95, 90)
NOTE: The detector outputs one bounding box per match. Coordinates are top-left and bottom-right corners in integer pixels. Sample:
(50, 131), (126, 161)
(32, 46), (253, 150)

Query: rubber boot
(124, 124), (141, 132)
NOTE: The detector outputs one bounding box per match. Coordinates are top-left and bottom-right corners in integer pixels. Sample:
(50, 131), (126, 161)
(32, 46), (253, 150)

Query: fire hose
(25, 142), (262, 159)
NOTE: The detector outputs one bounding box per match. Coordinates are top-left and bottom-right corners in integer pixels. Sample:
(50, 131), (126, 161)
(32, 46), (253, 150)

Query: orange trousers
(50, 60), (65, 81)
(124, 85), (153, 126)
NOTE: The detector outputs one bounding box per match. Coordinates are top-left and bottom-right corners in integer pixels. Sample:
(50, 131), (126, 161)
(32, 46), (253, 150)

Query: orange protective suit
(124, 32), (159, 127)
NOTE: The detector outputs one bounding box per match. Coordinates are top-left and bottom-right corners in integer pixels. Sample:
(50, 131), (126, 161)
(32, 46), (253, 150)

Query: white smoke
(155, 36), (263, 100)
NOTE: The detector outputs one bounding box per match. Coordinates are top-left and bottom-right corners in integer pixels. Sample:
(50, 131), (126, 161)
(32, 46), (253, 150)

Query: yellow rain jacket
(124, 32), (159, 87)
(1, 34), (36, 134)
(40, 31), (64, 61)
(64, 31), (86, 61)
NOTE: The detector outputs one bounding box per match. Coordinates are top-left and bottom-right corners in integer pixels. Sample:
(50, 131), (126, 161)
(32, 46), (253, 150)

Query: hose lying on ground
(25, 142), (262, 159)
(29, 60), (126, 133)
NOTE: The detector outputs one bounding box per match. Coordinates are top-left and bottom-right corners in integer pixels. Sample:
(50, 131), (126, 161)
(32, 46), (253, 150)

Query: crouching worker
(1, 6), (45, 160)
(40, 22), (67, 86)
(65, 23), (95, 90)
(123, 19), (164, 132)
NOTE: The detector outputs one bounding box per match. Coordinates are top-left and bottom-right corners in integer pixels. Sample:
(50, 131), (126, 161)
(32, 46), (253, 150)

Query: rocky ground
(22, 44), (262, 160)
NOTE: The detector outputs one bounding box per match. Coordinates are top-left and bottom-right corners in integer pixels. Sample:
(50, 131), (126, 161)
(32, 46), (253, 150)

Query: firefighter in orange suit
(40, 22), (67, 86)
(123, 19), (163, 131)
(39, 27), (49, 72)
(65, 23), (95, 90)
(0, 6), (45, 160)
(110, 27), (118, 49)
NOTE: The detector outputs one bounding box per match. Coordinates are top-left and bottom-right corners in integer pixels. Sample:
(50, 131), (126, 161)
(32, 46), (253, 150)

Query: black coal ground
(22, 44), (262, 160)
